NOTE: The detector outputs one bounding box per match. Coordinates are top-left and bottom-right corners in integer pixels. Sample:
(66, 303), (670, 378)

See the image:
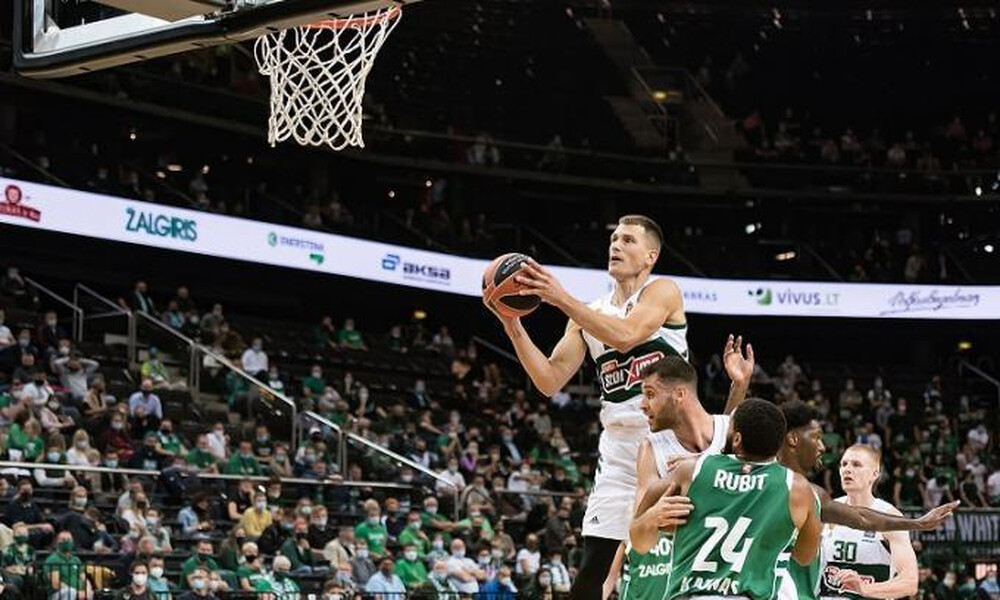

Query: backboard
(13, 0), (418, 78)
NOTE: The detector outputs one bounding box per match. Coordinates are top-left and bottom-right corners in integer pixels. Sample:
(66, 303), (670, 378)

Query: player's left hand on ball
(835, 569), (864, 594)
(514, 259), (569, 306)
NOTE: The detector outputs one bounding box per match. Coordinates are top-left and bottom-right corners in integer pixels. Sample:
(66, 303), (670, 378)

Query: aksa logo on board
(125, 206), (197, 241)
(0, 185), (41, 222)
(381, 253), (451, 284)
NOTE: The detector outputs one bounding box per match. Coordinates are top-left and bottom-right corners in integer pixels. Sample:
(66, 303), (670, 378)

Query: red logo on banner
(0, 185), (41, 222)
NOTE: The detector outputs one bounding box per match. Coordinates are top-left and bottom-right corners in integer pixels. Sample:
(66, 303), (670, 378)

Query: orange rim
(307, 5), (401, 29)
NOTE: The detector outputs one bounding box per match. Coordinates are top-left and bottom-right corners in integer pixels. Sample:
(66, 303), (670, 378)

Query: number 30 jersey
(819, 497), (896, 600)
(665, 454), (797, 600)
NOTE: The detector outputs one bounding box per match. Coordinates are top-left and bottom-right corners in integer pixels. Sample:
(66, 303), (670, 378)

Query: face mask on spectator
(59, 346), (71, 356)
(146, 516), (159, 528)
(18, 336), (29, 347)
(106, 459), (119, 468)
(133, 573), (148, 586)
(492, 549), (504, 559)
(191, 578), (207, 590)
(57, 540), (74, 553)
(432, 540), (443, 551)
(500, 576), (512, 586)
(408, 520), (420, 530)
(551, 556), (562, 565)
(452, 548), (465, 559)
(367, 516), (379, 526)
(301, 505), (313, 516)
(47, 451), (61, 462)
(432, 570), (448, 582)
(257, 434), (270, 443)
(404, 550), (418, 561)
(401, 473), (413, 483)
(75, 440), (88, 450)
(255, 500), (267, 511)
(425, 504), (438, 515)
(72, 496), (87, 508)
(275, 453), (287, 463)
(48, 400), (60, 411)
(478, 554), (490, 565)
(313, 517), (327, 528)
(150, 567), (164, 579)
(112, 421), (124, 431)
(357, 548), (369, 559)
(304, 453), (317, 464)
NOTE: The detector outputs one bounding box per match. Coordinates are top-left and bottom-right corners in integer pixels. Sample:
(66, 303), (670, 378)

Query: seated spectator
(324, 526), (356, 567)
(365, 557), (406, 597)
(6, 414), (43, 461)
(180, 540), (219, 589)
(395, 542), (428, 588)
(338, 318), (367, 351)
(51, 353), (99, 402)
(177, 494), (215, 537)
(66, 430), (93, 467)
(252, 425), (274, 461)
(398, 510), (430, 556)
(20, 369), (54, 408)
(217, 527), (248, 572)
(186, 434), (219, 473)
(118, 561), (154, 600)
(436, 456), (466, 494)
(420, 559), (459, 596)
(313, 315), (339, 350)
(279, 517), (328, 576)
(237, 542), (268, 591)
(36, 311), (68, 354)
(516, 533), (541, 579)
(38, 395), (75, 436)
(81, 378), (112, 427)
(349, 540), (376, 586)
(1, 522), (35, 595)
(239, 492), (273, 539)
(163, 300), (185, 330)
(354, 499), (388, 558)
(266, 365), (286, 394)
(240, 337), (269, 379)
(544, 548), (571, 593)
(128, 379), (163, 422)
(5, 480), (54, 547)
(44, 531), (91, 600)
(178, 566), (215, 600)
(141, 346), (185, 390)
(269, 555), (300, 598)
(120, 280), (156, 314)
(144, 507), (172, 552)
(445, 538), (486, 594)
(129, 432), (169, 471)
(147, 556), (171, 599)
(302, 365), (327, 396)
(206, 423), (229, 461)
(34, 438), (77, 488)
(480, 565), (518, 599)
(226, 440), (262, 476)
(224, 361), (251, 411)
(103, 408), (136, 463)
(270, 443), (293, 477)
(523, 567), (555, 600)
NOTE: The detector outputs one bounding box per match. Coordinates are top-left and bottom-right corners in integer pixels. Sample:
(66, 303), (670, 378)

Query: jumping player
(632, 399), (823, 600)
(776, 401), (958, 600)
(820, 445), (922, 600)
(485, 215), (685, 600)
(618, 337), (754, 600)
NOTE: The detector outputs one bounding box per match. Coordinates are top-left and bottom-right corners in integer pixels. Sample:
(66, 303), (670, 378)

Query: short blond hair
(618, 214), (663, 251)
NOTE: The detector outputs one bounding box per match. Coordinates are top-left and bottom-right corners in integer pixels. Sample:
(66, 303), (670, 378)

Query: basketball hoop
(254, 5), (402, 151)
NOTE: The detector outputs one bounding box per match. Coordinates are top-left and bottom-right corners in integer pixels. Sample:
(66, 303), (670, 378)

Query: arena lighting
(424, 179), (433, 188)
(957, 340), (973, 351)
(413, 310), (427, 320)
(166, 164), (183, 172)
(128, 129), (137, 141)
(775, 251), (797, 261)
(975, 186), (983, 196)
(202, 165), (211, 175)
(745, 222), (762, 234)
(388, 189), (396, 199)
(985, 244), (995, 254)
(653, 90), (668, 102)
(155, 171), (166, 179)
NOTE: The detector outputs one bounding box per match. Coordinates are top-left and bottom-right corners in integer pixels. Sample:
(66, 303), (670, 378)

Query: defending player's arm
(836, 519), (919, 598)
(629, 458), (695, 554)
(789, 473), (822, 566)
(721, 334), (754, 415)
(516, 261), (684, 353)
(488, 304), (586, 397)
(602, 440), (660, 597)
(819, 485), (959, 531)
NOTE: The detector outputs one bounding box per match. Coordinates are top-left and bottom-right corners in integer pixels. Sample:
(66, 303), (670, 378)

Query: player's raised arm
(629, 457), (695, 554)
(789, 473), (822, 566)
(486, 295), (586, 397)
(820, 491), (959, 531)
(722, 334), (754, 415)
(518, 265), (683, 353)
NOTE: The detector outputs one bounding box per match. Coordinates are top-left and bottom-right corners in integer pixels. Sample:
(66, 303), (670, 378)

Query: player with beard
(776, 401), (958, 600)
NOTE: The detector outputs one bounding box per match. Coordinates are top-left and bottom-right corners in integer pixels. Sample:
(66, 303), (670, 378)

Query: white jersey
(582, 279), (689, 430)
(649, 414), (730, 476)
(819, 497), (897, 600)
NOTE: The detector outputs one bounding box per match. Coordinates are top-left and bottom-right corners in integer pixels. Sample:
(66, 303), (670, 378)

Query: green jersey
(665, 454), (797, 600)
(777, 494), (823, 600)
(621, 536), (672, 600)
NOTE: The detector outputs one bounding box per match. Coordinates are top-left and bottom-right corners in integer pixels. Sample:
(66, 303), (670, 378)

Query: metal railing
(959, 361), (1000, 413)
(72, 283), (131, 344)
(23, 276), (83, 342)
(133, 311), (200, 393)
(300, 411), (346, 476)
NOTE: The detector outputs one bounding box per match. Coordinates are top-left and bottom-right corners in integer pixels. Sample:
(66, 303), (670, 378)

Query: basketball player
(632, 399), (822, 600)
(618, 339), (754, 600)
(820, 446), (920, 600)
(484, 215), (685, 600)
(776, 401), (958, 600)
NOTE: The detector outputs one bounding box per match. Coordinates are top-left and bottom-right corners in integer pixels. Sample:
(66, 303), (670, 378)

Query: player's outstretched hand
(653, 482), (693, 530)
(914, 501), (960, 530)
(723, 333), (754, 385)
(515, 259), (570, 307)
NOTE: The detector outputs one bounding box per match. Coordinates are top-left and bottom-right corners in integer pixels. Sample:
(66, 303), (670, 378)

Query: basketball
(483, 252), (542, 318)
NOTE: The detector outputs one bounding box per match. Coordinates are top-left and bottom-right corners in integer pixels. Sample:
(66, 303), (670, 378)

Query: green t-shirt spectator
(420, 512), (452, 544)
(398, 526), (429, 555)
(338, 328), (364, 349)
(180, 555), (220, 588)
(270, 574), (299, 599)
(157, 432), (184, 455)
(226, 454), (262, 476)
(225, 372), (250, 405)
(44, 552), (85, 592)
(554, 456), (581, 484)
(186, 448), (216, 469)
(822, 431), (844, 468)
(302, 375), (326, 396)
(395, 558), (428, 588)
(354, 519), (389, 556)
(8, 423), (43, 461)
(1, 542), (34, 570)
(237, 565), (269, 590)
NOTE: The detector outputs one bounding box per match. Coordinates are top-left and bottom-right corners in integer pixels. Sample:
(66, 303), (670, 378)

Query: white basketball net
(254, 5), (401, 151)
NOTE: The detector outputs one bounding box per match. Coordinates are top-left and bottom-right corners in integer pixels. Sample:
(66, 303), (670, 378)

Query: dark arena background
(0, 1), (998, 600)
